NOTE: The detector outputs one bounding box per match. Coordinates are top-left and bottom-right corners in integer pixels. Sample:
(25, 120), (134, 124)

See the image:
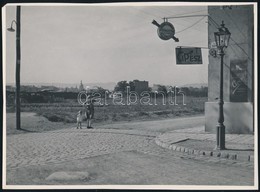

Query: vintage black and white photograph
(2, 2), (258, 189)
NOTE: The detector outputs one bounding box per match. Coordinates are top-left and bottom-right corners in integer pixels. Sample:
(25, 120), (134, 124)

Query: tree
(128, 81), (136, 91)
(157, 85), (167, 94)
(94, 86), (108, 97)
(180, 87), (190, 96)
(114, 81), (129, 95)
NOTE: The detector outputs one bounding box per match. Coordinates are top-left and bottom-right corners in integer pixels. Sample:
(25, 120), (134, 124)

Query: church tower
(79, 80), (84, 91)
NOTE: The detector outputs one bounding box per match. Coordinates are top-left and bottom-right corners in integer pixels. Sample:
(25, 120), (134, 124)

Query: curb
(155, 137), (254, 163)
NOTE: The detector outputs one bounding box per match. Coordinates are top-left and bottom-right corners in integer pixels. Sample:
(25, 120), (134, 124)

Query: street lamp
(7, 20), (17, 32)
(7, 6), (21, 130)
(214, 21), (231, 150)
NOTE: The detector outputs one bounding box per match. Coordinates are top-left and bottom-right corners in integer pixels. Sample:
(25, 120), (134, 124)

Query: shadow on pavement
(226, 148), (254, 151)
(18, 128), (37, 133)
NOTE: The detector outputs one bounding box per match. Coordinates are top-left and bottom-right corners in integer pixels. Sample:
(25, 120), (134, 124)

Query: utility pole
(16, 6), (21, 130)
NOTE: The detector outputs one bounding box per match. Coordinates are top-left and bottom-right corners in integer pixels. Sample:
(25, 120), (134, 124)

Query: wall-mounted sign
(221, 5), (238, 10)
(176, 47), (202, 64)
(230, 59), (248, 102)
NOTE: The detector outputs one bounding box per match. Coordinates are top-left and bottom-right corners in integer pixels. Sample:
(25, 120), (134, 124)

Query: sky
(4, 3), (208, 87)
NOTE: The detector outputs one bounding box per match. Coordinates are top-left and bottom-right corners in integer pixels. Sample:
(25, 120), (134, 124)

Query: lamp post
(214, 21), (231, 150)
(7, 6), (21, 130)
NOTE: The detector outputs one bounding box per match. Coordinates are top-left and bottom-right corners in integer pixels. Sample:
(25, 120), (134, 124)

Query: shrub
(138, 111), (149, 116)
(153, 110), (171, 116)
(42, 113), (64, 122)
(120, 113), (130, 118)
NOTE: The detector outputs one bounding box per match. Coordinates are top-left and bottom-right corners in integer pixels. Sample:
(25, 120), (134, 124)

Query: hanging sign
(152, 20), (179, 42)
(176, 47), (202, 64)
(157, 22), (179, 42)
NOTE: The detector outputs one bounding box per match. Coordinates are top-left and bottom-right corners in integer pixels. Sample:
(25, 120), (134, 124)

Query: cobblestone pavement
(6, 127), (254, 171)
(6, 128), (156, 170)
(5, 125), (256, 186)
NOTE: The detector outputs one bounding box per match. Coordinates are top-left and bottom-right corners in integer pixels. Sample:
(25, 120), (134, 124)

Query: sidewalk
(155, 127), (254, 162)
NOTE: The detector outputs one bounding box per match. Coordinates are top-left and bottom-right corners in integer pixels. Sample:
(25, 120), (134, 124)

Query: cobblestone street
(6, 129), (154, 170)
(4, 2), (257, 189)
(5, 118), (255, 186)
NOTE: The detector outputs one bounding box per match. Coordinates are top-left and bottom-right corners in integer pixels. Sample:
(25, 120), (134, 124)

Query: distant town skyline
(4, 4), (208, 86)
(6, 80), (208, 88)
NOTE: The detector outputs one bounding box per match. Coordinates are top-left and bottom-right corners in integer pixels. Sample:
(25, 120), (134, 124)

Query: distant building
(40, 86), (59, 92)
(6, 85), (15, 92)
(152, 84), (160, 92)
(133, 80), (149, 93)
(152, 84), (172, 92)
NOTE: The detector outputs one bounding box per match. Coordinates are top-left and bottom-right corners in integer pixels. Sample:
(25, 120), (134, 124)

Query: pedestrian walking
(85, 98), (95, 128)
(76, 110), (83, 129)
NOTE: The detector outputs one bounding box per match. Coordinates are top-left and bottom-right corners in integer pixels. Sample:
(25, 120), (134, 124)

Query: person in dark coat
(85, 98), (94, 128)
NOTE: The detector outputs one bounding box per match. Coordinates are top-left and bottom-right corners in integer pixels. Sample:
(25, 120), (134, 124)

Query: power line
(136, 7), (208, 33)
(208, 16), (220, 28)
(150, 7), (172, 17)
(162, 14), (209, 33)
(208, 18), (251, 63)
(223, 9), (247, 39)
(146, 7), (195, 27)
(153, 7), (207, 29)
(132, 7), (188, 28)
(188, 39), (208, 46)
(176, 16), (206, 34)
(164, 14), (209, 19)
(176, 45), (209, 49)
(170, 8), (208, 27)
(208, 18), (248, 60)
(133, 7), (252, 61)
(133, 7), (162, 19)
(160, 8), (208, 17)
(135, 7), (208, 34)
(147, 6), (208, 20)
(208, 16), (253, 61)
